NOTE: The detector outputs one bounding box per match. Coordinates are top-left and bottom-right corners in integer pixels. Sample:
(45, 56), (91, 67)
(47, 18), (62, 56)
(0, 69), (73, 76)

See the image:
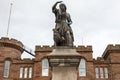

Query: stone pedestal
(46, 47), (81, 80)
(52, 67), (77, 80)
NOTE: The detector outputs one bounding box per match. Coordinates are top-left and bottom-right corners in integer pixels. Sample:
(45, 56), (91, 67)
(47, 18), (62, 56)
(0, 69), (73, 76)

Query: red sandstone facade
(0, 37), (120, 80)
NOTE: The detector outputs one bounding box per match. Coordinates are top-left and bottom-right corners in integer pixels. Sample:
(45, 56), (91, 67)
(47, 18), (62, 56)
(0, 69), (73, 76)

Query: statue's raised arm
(52, 1), (62, 13)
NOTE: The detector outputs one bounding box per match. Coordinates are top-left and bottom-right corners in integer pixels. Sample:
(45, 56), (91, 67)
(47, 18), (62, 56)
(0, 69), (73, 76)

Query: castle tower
(0, 37), (24, 60)
(0, 37), (24, 78)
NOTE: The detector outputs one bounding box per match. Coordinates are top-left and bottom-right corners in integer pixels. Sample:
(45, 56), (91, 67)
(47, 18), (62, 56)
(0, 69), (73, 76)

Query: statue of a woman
(52, 1), (74, 47)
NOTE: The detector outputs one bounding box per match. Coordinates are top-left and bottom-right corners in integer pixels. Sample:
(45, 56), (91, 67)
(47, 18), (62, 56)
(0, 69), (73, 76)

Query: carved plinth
(46, 47), (81, 67)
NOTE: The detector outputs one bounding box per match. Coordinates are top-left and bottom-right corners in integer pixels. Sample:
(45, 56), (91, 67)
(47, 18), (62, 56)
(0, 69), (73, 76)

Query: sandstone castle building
(1, 1), (120, 80)
(0, 37), (120, 80)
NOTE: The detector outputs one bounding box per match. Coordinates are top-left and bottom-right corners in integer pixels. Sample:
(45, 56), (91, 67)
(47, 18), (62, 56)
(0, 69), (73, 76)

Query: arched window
(79, 59), (86, 76)
(3, 60), (11, 78)
(42, 59), (49, 76)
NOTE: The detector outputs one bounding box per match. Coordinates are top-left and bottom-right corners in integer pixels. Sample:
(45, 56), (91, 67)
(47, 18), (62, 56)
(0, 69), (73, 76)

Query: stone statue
(52, 1), (74, 47)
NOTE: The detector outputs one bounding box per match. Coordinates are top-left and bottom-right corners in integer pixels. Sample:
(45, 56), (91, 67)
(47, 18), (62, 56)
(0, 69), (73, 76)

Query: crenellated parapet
(102, 44), (120, 58)
(35, 45), (53, 52)
(93, 57), (106, 64)
(35, 45), (93, 52)
(105, 44), (120, 50)
(76, 45), (92, 52)
(0, 37), (24, 53)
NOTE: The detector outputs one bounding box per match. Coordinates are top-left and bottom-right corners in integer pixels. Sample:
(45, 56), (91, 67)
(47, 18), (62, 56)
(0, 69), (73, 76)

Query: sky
(0, 0), (120, 59)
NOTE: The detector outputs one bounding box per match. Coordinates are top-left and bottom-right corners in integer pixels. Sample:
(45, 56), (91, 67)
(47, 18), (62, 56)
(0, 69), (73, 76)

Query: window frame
(100, 67), (104, 78)
(104, 67), (108, 78)
(95, 67), (99, 78)
(19, 67), (23, 78)
(3, 60), (11, 78)
(42, 59), (49, 76)
(24, 67), (28, 78)
(79, 59), (86, 77)
(28, 67), (32, 78)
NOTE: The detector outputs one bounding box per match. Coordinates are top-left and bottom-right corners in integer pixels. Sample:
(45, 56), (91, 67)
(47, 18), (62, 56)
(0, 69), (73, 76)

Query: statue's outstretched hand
(56, 1), (63, 3)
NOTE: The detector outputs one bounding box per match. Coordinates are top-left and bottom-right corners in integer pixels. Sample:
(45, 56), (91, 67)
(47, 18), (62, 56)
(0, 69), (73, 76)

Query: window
(20, 67), (23, 78)
(95, 67), (99, 78)
(104, 68), (108, 78)
(3, 60), (11, 78)
(19, 67), (32, 79)
(79, 59), (86, 76)
(24, 68), (28, 78)
(29, 67), (32, 78)
(100, 68), (104, 78)
(42, 59), (49, 76)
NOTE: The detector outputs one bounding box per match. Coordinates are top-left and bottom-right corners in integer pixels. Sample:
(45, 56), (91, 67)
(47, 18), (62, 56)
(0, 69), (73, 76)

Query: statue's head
(59, 3), (67, 12)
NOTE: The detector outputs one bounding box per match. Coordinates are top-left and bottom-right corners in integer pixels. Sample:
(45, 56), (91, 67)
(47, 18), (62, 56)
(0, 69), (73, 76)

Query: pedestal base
(52, 67), (77, 80)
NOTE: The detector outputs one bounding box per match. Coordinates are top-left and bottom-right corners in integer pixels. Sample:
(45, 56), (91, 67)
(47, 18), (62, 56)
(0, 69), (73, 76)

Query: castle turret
(0, 37), (24, 60)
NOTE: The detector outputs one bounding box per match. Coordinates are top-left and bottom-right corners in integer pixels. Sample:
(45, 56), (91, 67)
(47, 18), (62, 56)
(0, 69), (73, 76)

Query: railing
(23, 45), (35, 57)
